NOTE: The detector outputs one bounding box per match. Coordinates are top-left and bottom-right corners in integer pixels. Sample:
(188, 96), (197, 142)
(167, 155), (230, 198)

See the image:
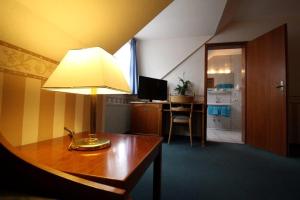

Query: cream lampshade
(43, 47), (130, 150)
(43, 47), (130, 94)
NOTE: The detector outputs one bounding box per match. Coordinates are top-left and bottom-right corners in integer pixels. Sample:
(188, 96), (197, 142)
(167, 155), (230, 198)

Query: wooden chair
(168, 95), (194, 146)
(0, 133), (129, 200)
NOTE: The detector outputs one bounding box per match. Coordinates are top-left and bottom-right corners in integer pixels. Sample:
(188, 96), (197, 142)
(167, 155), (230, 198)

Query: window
(114, 39), (138, 94)
(114, 41), (131, 85)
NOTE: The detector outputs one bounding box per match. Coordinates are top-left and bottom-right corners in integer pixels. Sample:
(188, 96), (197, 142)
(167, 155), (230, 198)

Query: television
(138, 76), (167, 102)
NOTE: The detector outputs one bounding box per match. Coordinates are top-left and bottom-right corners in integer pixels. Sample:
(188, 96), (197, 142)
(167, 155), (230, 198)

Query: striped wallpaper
(0, 42), (103, 146)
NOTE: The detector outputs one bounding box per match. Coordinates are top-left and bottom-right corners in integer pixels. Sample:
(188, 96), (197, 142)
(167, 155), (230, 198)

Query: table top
(16, 132), (162, 190)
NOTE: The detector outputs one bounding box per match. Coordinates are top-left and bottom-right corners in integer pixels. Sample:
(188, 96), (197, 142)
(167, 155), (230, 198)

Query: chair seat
(171, 107), (191, 112)
(173, 115), (190, 123)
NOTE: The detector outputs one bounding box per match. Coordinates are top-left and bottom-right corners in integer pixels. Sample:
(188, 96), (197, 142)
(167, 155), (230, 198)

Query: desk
(131, 101), (205, 146)
(16, 132), (162, 200)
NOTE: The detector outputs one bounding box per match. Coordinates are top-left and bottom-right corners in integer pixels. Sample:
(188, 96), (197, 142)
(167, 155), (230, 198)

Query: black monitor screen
(138, 76), (167, 101)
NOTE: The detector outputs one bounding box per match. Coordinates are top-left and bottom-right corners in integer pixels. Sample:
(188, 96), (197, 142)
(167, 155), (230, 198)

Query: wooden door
(246, 25), (287, 155)
(207, 78), (215, 88)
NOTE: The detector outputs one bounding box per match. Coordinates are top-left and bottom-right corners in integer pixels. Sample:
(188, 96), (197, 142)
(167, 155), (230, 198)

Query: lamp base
(69, 137), (111, 151)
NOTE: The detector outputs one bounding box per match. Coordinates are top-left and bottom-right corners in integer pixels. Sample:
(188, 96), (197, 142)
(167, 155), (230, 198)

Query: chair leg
(168, 120), (173, 144)
(189, 120), (192, 146)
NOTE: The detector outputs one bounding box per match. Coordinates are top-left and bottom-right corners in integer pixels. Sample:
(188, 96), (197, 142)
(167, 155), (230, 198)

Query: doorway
(205, 43), (246, 144)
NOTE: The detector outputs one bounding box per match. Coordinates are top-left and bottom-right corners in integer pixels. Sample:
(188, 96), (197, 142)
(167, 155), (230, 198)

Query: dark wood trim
(203, 44), (208, 145)
(206, 42), (247, 50)
(204, 42), (247, 144)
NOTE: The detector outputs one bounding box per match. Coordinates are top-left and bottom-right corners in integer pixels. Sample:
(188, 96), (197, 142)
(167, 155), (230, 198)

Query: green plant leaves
(174, 77), (191, 95)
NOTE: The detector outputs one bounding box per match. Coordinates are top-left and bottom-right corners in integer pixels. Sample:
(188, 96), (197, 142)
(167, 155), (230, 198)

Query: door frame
(204, 42), (247, 144)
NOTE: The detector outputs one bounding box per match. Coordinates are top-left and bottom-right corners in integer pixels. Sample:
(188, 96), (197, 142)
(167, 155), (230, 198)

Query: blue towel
(207, 105), (231, 117)
(216, 83), (234, 89)
(220, 106), (231, 117)
(208, 106), (219, 115)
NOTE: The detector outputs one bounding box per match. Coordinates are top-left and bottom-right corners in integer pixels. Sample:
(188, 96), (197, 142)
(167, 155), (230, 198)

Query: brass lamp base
(69, 137), (111, 151)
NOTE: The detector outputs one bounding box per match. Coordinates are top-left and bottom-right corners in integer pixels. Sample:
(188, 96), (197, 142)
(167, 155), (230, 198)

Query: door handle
(276, 81), (284, 91)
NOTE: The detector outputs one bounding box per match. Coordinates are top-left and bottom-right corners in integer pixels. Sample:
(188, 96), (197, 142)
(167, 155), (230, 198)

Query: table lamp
(42, 47), (130, 150)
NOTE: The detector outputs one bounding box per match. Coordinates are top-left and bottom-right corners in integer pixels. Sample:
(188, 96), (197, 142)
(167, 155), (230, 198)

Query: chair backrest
(169, 95), (194, 118)
(0, 133), (128, 200)
(169, 95), (194, 104)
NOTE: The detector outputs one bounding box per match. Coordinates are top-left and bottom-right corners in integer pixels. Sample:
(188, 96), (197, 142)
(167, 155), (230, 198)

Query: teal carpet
(131, 138), (300, 200)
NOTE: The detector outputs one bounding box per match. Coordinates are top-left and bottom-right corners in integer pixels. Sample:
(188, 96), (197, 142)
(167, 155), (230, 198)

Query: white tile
(207, 128), (243, 144)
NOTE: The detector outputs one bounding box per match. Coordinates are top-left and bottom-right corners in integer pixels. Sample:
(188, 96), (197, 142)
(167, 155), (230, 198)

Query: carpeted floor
(131, 137), (300, 200)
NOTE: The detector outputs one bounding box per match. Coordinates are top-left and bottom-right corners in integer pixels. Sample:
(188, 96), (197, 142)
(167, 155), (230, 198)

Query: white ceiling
(136, 0), (300, 41)
(135, 0), (227, 40)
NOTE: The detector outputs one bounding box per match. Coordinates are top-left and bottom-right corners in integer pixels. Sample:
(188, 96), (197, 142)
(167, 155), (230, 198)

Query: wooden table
(16, 132), (163, 200)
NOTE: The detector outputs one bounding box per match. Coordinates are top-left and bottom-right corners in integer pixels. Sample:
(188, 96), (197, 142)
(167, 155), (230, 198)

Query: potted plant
(174, 77), (192, 95)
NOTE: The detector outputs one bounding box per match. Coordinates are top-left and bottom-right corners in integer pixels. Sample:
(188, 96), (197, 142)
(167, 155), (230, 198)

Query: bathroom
(206, 48), (244, 144)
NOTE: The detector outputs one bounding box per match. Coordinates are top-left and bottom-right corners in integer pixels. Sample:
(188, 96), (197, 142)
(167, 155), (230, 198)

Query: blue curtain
(130, 38), (138, 94)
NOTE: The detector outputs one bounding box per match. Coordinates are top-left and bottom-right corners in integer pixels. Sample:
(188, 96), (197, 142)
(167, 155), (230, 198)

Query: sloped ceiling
(0, 0), (172, 61)
(233, 0), (300, 21)
(135, 0), (227, 40)
(216, 0), (300, 32)
(135, 0), (300, 41)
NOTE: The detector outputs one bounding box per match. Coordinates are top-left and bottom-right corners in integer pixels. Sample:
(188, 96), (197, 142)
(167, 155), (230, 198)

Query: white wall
(137, 36), (209, 97)
(164, 47), (205, 97)
(210, 20), (283, 43)
(207, 54), (242, 87)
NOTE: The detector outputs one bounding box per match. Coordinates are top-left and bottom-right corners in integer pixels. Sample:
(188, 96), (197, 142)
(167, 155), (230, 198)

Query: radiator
(103, 95), (131, 134)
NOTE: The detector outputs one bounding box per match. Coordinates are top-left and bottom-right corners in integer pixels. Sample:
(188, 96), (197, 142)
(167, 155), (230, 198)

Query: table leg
(153, 146), (162, 200)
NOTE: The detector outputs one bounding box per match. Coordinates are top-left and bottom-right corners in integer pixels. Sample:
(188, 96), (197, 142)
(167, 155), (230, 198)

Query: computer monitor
(137, 76), (167, 102)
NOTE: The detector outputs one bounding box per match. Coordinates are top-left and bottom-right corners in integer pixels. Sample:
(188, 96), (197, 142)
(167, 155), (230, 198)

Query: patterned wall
(0, 40), (57, 79)
(0, 41), (100, 146)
